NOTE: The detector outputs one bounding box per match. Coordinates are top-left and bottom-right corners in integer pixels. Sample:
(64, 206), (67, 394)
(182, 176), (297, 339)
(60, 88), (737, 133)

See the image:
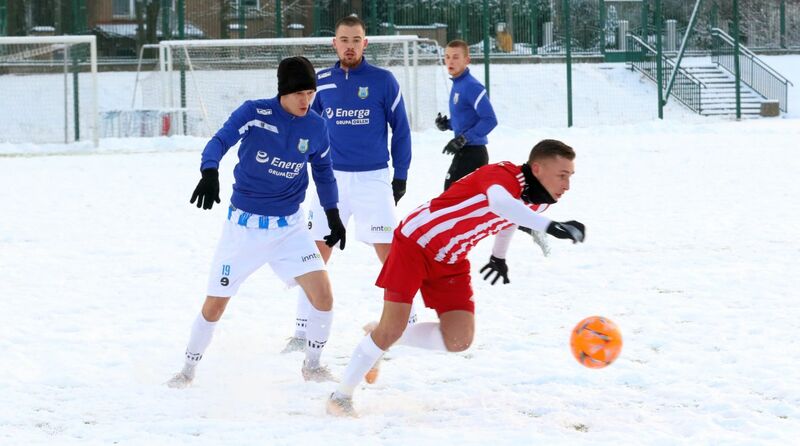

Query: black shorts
(444, 145), (489, 190)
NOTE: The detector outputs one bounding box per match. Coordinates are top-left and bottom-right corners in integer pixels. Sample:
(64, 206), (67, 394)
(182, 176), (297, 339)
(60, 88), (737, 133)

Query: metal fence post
(530, 0), (538, 55)
(178, 0), (186, 134)
(162, 0), (171, 39)
(313, 0), (321, 37)
(780, 0), (786, 49)
(599, 0), (605, 56)
(388, 0), (395, 35)
(733, 0), (741, 119)
(655, 0), (663, 119)
(0, 0), (6, 36)
(369, 0), (377, 35)
(641, 0), (648, 38)
(276, 0), (282, 37)
(483, 0), (490, 97)
(238, 0), (245, 38)
(460, 0), (467, 39)
(563, 0), (572, 127)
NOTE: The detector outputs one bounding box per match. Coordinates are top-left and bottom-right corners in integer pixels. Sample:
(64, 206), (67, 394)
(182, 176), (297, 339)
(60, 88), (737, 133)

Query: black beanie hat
(278, 56), (317, 96)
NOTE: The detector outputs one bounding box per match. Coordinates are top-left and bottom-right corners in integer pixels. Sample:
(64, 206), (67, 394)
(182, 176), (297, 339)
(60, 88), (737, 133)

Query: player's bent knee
(371, 325), (404, 351)
(444, 336), (473, 352)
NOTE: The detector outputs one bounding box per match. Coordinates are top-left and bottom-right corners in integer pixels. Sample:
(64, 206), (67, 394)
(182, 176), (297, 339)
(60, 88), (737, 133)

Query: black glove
(442, 135), (467, 155)
(480, 255), (510, 285)
(190, 168), (221, 210)
(546, 220), (586, 243)
(391, 178), (406, 205)
(323, 208), (346, 250)
(435, 113), (451, 131)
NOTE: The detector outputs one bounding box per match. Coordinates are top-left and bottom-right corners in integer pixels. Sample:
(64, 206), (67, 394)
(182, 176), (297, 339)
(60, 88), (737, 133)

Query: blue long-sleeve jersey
(311, 58), (412, 180)
(200, 97), (338, 216)
(449, 67), (498, 146)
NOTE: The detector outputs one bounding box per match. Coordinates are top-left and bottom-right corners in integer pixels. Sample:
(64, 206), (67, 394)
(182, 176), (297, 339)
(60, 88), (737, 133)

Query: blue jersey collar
(334, 57), (370, 74)
(450, 67), (470, 82)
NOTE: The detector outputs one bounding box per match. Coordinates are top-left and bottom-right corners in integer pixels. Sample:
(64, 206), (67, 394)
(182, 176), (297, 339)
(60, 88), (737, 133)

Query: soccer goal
(0, 36), (98, 146)
(135, 35), (448, 136)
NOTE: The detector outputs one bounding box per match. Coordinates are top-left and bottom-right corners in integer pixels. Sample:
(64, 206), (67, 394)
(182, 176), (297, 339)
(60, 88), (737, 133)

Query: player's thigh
(419, 260), (475, 315)
(269, 223), (326, 288)
(350, 169), (397, 243)
(206, 222), (272, 297)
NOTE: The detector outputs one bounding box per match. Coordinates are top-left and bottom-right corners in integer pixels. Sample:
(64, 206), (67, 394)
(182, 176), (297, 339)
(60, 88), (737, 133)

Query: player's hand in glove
(392, 179), (406, 205)
(435, 113), (451, 131)
(546, 220), (586, 243)
(480, 255), (510, 285)
(442, 135), (467, 155)
(190, 168), (221, 210)
(323, 208), (347, 250)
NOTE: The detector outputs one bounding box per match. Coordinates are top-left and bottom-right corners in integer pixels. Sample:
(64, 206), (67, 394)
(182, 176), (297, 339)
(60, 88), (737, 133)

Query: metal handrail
(710, 28), (793, 86)
(627, 33), (706, 88)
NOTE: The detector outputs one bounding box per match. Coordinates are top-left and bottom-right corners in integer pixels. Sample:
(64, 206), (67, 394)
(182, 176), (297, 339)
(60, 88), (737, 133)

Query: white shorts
(307, 168), (397, 244)
(206, 206), (325, 297)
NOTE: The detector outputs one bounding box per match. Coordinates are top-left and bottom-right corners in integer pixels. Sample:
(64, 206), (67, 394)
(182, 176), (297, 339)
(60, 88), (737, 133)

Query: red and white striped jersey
(399, 162), (549, 264)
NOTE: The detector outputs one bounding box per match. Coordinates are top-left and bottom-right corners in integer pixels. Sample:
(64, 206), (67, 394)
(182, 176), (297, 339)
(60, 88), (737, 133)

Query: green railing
(626, 33), (704, 113)
(710, 27), (792, 112)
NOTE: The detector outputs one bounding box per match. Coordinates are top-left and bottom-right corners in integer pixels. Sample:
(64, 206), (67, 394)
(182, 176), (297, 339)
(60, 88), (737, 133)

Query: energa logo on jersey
(358, 86), (369, 99)
(453, 93), (460, 104)
(256, 151), (270, 163)
(325, 107), (334, 119)
(297, 139), (309, 154)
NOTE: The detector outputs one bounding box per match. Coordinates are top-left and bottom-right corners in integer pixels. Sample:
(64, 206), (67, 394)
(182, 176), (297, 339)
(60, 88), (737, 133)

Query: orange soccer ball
(570, 316), (623, 369)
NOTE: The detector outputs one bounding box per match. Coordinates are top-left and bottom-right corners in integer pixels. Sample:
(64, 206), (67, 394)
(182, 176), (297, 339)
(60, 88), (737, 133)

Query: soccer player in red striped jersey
(326, 139), (586, 416)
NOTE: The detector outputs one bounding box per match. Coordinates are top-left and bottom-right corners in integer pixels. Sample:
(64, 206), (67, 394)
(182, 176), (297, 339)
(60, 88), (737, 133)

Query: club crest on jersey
(297, 138), (309, 154)
(255, 151), (269, 163)
(453, 93), (460, 104)
(358, 86), (369, 99)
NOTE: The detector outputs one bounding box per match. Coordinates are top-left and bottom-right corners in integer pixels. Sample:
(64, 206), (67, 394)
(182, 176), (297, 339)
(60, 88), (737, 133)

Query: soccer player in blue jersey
(282, 15), (416, 354)
(435, 39), (498, 190)
(167, 56), (346, 388)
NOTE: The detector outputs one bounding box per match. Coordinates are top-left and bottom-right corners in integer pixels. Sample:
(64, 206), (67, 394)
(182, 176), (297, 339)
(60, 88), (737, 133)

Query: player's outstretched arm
(486, 185), (585, 244)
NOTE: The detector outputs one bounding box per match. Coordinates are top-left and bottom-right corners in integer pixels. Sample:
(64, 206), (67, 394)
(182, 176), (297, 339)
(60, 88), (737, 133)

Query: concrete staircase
(683, 65), (764, 117)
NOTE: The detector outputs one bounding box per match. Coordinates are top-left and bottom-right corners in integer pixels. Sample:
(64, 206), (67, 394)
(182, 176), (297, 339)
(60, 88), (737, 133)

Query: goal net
(0, 36), (98, 146)
(136, 36), (449, 136)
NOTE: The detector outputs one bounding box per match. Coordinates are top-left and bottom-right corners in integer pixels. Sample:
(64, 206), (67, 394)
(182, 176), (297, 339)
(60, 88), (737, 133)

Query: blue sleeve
(385, 75), (412, 180)
(311, 89), (324, 116)
(309, 123), (338, 210)
(200, 101), (252, 170)
(462, 85), (498, 143)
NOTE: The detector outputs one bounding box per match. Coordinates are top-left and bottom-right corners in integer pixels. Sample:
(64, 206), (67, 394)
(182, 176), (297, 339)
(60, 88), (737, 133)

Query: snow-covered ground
(1, 57), (799, 444)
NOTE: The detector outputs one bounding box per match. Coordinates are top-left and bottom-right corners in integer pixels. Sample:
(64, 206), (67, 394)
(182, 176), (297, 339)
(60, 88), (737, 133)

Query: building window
(113, 0), (135, 18)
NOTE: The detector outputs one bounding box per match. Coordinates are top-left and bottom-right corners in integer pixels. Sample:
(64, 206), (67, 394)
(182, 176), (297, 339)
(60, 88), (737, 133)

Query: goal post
(141, 35), (448, 136)
(0, 35), (98, 146)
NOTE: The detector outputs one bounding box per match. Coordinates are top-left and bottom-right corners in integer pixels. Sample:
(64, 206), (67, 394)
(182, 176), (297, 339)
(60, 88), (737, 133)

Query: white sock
(294, 288), (311, 339)
(336, 334), (385, 397)
(184, 313), (217, 370)
(304, 307), (333, 368)
(396, 322), (447, 351)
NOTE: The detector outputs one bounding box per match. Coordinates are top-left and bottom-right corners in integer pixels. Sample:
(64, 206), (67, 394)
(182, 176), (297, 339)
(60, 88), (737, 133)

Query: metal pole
(388, 0), (395, 35)
(564, 0), (572, 127)
(664, 0), (703, 104)
(641, 0), (648, 39)
(0, 0), (7, 36)
(733, 0), (741, 119)
(369, 0), (377, 35)
(178, 0), (186, 134)
(313, 0), (321, 37)
(780, 0), (786, 49)
(460, 0), (467, 39)
(599, 0), (605, 56)
(238, 0), (245, 38)
(276, 0), (282, 37)
(530, 0), (538, 55)
(483, 0), (490, 97)
(162, 0), (171, 39)
(655, 0), (663, 119)
(64, 45), (69, 143)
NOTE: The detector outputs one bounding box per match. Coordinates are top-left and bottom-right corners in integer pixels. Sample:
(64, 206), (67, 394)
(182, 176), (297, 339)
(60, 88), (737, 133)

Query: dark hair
(446, 39), (470, 56)
(528, 139), (575, 164)
(335, 15), (366, 33)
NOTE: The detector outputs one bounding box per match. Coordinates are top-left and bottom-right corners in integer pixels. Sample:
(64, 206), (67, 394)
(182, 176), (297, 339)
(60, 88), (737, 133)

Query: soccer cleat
(165, 371), (193, 389)
(326, 392), (357, 417)
(280, 336), (306, 354)
(301, 361), (338, 383)
(362, 322), (383, 384)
